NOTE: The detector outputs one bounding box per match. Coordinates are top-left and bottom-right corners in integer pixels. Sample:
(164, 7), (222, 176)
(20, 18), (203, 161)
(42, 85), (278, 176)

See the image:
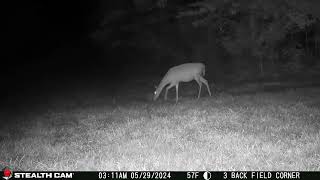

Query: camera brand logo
(2, 167), (12, 180)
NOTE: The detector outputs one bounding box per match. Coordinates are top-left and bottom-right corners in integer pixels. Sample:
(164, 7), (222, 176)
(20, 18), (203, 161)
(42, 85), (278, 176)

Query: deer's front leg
(165, 84), (174, 101)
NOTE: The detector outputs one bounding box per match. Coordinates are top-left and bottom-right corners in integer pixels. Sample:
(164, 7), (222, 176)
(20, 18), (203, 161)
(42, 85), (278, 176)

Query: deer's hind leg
(175, 83), (179, 103)
(199, 76), (211, 96)
(195, 76), (202, 99)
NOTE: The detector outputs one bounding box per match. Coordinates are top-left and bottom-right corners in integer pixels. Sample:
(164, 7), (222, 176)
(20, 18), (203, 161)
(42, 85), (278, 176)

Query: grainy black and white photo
(1, 0), (320, 172)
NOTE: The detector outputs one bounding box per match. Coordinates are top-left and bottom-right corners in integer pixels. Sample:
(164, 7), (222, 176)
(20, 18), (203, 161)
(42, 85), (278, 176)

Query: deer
(153, 62), (212, 103)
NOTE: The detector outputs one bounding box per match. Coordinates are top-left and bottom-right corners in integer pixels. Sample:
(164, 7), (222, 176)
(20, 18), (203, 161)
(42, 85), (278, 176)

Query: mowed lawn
(1, 85), (320, 171)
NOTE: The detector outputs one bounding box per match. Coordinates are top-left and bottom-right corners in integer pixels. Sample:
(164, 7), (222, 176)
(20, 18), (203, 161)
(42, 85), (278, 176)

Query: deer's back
(165, 63), (204, 82)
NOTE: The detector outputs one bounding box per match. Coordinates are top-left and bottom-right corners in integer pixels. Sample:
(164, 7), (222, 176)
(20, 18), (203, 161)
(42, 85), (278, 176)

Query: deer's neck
(157, 78), (169, 95)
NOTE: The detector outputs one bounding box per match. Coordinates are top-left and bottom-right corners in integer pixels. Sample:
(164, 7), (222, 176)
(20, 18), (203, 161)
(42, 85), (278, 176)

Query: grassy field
(0, 83), (320, 171)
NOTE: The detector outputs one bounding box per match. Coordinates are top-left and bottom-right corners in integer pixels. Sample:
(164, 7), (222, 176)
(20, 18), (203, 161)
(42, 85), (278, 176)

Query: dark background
(3, 0), (320, 107)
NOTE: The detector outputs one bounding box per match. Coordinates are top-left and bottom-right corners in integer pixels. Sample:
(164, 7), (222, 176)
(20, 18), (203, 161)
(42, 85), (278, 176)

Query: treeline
(91, 0), (320, 81)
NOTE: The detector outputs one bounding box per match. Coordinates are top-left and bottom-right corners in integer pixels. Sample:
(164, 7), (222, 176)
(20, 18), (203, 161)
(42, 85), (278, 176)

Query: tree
(177, 0), (319, 78)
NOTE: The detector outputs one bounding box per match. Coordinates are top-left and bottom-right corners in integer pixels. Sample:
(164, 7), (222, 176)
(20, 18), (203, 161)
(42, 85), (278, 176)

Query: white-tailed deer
(153, 63), (212, 103)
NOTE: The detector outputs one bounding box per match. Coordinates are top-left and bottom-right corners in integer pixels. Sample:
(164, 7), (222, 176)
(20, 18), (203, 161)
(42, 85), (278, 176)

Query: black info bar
(4, 171), (320, 180)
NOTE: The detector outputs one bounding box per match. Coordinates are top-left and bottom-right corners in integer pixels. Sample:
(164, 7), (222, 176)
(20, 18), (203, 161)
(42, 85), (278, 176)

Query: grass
(1, 85), (320, 171)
